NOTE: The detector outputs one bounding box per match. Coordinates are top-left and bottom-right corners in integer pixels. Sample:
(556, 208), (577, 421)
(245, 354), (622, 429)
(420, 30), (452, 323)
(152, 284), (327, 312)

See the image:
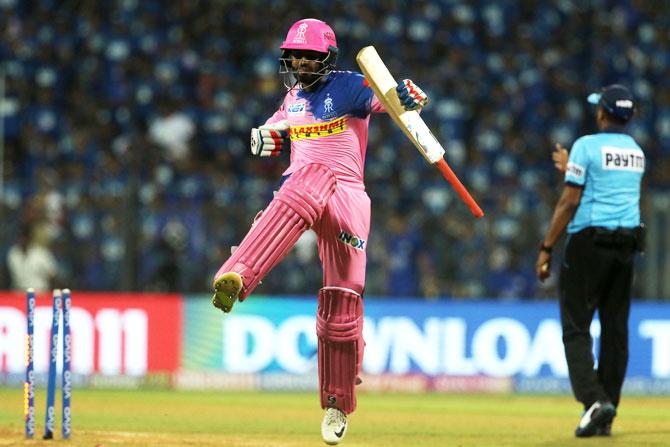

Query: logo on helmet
(293, 23), (308, 44)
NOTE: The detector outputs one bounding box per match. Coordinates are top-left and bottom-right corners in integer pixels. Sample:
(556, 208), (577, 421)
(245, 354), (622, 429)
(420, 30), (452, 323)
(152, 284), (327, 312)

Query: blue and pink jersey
(265, 71), (385, 187)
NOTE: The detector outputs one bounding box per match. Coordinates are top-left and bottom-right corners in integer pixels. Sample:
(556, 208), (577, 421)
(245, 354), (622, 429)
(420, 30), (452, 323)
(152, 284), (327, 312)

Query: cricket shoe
(575, 401), (616, 437)
(212, 272), (242, 313)
(321, 407), (347, 445)
(595, 422), (612, 436)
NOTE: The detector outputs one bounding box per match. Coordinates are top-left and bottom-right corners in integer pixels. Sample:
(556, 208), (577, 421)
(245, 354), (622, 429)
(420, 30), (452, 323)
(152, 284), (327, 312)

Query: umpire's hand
(553, 143), (568, 172)
(536, 249), (551, 282)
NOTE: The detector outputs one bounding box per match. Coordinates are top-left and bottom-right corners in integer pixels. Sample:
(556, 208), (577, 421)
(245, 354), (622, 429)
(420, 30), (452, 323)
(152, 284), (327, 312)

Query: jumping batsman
(211, 18), (428, 445)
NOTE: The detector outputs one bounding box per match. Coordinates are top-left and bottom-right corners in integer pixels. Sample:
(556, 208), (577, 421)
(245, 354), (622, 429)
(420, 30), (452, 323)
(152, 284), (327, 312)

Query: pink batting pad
(214, 163), (336, 300)
(316, 287), (364, 415)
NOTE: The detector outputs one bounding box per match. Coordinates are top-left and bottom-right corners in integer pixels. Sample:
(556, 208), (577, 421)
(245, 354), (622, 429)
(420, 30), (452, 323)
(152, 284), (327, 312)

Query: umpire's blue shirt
(565, 131), (645, 233)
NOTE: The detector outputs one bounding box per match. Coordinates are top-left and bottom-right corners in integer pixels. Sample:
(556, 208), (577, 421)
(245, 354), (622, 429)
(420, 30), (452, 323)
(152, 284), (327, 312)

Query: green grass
(1, 388), (669, 446)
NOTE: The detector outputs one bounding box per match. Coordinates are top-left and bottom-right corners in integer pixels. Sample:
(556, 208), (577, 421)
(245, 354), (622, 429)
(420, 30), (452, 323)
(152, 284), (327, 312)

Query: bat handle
(435, 159), (484, 218)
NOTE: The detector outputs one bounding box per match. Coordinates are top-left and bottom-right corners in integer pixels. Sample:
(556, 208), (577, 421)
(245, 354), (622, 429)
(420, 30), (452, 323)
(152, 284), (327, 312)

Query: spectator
(6, 224), (57, 292)
(148, 97), (196, 163)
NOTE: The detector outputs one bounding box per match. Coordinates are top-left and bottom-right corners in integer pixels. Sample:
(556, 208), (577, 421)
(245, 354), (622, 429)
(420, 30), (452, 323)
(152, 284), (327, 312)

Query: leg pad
(213, 164), (336, 300)
(317, 287), (364, 415)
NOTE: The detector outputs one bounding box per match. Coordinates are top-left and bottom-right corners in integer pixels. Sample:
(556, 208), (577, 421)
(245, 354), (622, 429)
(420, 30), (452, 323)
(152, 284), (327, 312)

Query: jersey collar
(599, 124), (628, 134)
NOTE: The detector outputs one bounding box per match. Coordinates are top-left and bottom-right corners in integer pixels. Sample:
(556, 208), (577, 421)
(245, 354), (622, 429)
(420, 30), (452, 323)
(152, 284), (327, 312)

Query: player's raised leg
(212, 163), (336, 312)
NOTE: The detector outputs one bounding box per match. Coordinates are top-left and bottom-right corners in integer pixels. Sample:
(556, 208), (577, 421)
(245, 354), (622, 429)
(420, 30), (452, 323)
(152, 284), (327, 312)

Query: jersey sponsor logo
(338, 230), (366, 250)
(566, 162), (585, 180)
(289, 116), (347, 140)
(287, 102), (306, 115)
(601, 146), (645, 172)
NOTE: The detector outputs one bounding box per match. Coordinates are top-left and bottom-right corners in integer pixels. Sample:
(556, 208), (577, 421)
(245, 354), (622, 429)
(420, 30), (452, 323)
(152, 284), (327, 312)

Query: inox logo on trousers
(222, 316), (670, 378)
(0, 307), (148, 375)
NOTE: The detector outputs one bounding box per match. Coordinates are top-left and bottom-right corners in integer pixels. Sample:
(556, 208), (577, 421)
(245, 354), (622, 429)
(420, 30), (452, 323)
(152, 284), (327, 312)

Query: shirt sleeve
(565, 138), (589, 186)
(263, 102), (288, 126)
(348, 72), (384, 117)
(370, 94), (385, 113)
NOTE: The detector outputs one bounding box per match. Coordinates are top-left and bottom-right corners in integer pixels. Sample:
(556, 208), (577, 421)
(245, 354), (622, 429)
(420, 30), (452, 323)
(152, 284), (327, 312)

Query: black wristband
(540, 243), (553, 254)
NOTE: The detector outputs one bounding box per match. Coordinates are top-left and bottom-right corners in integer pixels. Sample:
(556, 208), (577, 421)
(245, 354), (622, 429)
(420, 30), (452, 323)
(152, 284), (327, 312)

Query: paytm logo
(601, 146), (645, 172)
(566, 162), (585, 181)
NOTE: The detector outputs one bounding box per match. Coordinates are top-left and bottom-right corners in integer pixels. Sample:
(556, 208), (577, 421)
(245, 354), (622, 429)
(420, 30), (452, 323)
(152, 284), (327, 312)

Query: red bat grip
(435, 159), (484, 218)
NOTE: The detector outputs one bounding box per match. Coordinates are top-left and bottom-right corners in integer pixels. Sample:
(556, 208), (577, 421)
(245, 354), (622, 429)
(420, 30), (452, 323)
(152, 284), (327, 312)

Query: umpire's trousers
(559, 228), (636, 409)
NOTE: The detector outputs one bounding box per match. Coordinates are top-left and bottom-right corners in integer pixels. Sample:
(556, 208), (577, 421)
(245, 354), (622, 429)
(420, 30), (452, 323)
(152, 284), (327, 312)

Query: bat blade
(356, 46), (484, 218)
(356, 46), (444, 164)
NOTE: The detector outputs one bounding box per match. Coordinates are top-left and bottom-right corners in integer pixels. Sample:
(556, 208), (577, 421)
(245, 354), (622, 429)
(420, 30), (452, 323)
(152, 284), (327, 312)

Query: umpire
(536, 84), (645, 437)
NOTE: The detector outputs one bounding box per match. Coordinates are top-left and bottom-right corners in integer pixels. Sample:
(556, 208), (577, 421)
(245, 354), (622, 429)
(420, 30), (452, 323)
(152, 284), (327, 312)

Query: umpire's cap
(587, 84), (635, 121)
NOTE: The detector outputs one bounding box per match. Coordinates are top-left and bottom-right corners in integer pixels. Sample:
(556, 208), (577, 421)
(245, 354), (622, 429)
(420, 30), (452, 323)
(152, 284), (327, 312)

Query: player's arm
(536, 184), (583, 281)
(358, 75), (428, 114)
(537, 138), (589, 280)
(541, 184), (582, 250)
(250, 119), (290, 157)
(250, 103), (290, 157)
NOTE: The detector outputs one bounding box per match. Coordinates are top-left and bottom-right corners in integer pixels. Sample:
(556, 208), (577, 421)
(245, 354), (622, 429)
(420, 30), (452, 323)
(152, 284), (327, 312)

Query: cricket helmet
(281, 18), (338, 54)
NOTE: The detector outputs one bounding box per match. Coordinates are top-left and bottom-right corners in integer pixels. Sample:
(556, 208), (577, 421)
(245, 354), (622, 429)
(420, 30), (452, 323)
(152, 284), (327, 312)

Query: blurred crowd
(1, 0), (669, 299)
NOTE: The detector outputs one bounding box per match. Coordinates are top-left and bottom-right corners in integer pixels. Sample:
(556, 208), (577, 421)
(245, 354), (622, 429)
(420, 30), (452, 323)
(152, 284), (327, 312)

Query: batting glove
(396, 79), (428, 111)
(250, 119), (290, 157)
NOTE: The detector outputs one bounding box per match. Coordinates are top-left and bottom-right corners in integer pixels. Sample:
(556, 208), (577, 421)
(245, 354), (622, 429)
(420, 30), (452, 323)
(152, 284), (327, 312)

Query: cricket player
(211, 18), (428, 445)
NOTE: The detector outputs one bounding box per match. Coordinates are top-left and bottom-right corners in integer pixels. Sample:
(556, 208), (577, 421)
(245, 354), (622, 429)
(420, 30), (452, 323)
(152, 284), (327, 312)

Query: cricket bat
(356, 46), (484, 218)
